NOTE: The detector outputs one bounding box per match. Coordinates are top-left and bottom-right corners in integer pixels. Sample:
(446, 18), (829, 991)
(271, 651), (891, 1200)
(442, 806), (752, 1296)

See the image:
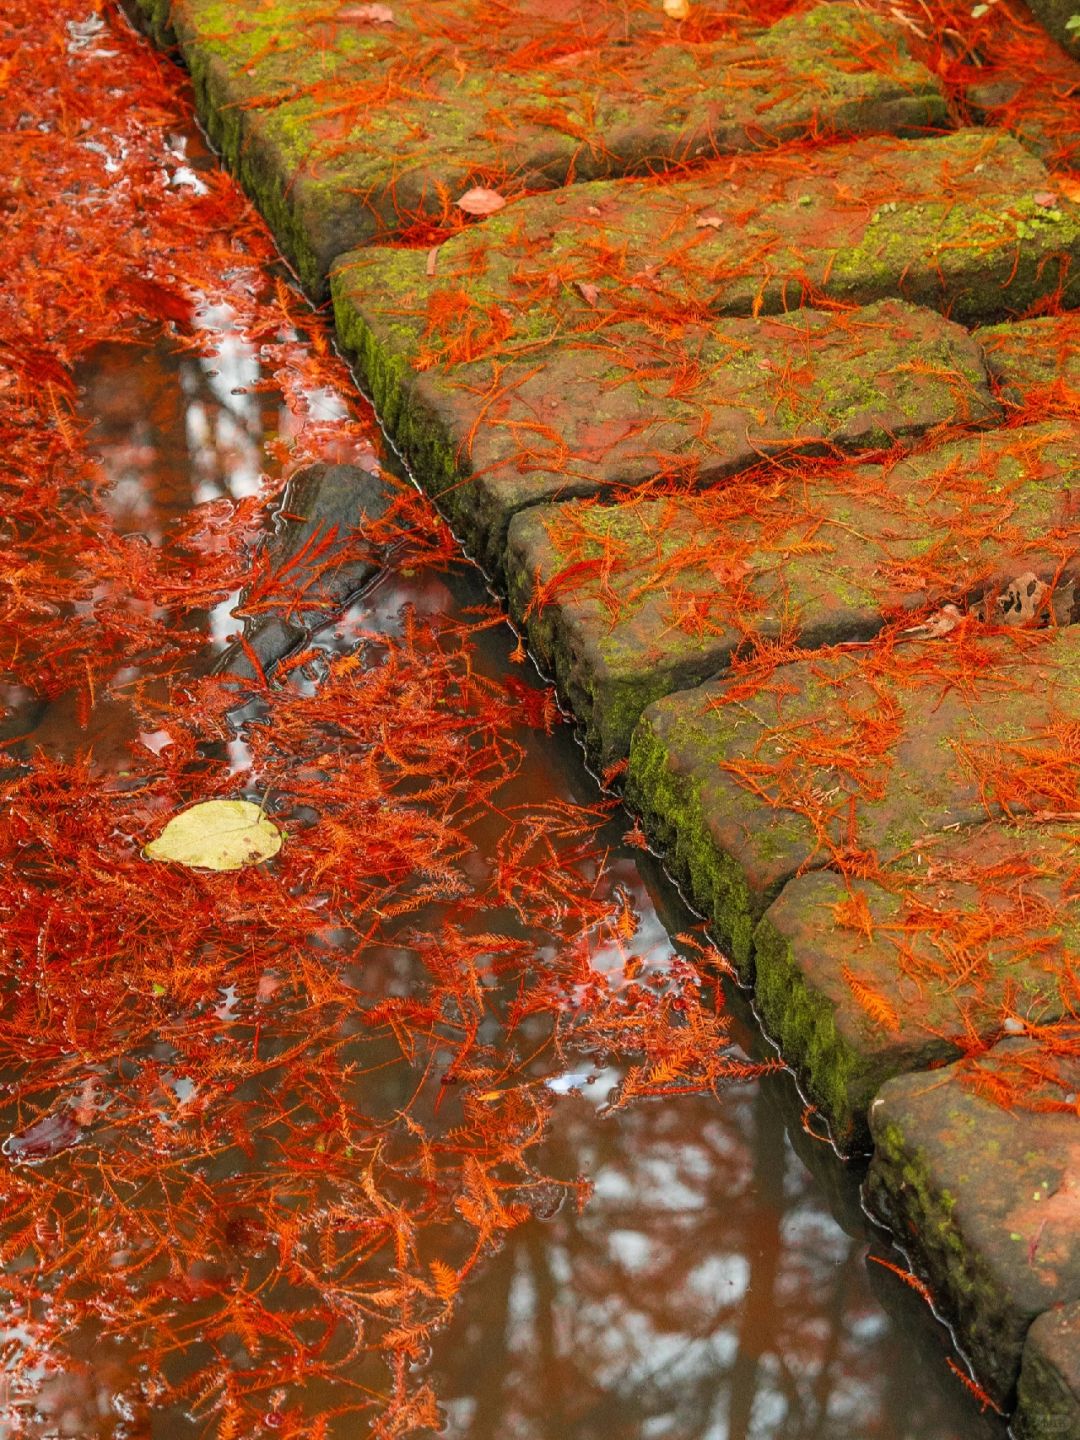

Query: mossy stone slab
(865, 1039), (1080, 1406)
(338, 298), (995, 573)
(1016, 1302), (1080, 1439)
(625, 627), (1080, 970)
(143, 0), (944, 295)
(333, 128), (1080, 389)
(504, 420), (1080, 765)
(976, 314), (1080, 401)
(754, 823), (1080, 1151)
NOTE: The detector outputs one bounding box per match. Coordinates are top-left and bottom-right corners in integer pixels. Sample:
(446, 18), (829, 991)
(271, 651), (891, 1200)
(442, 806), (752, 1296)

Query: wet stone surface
(866, 1039), (1080, 1407)
(338, 299), (997, 573)
(504, 420), (1080, 764)
(754, 823), (1080, 1151)
(133, 0), (945, 293)
(1023, 0), (1080, 58)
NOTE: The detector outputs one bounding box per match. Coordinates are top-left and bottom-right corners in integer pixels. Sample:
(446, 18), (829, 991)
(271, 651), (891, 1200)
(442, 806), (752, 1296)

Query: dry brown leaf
(456, 187), (506, 217)
(340, 4), (395, 21)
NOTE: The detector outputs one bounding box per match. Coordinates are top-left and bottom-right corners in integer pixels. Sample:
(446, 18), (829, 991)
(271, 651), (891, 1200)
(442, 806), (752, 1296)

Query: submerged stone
(865, 1038), (1080, 1406)
(131, 0), (946, 294)
(337, 299), (996, 573)
(504, 421), (1080, 764)
(214, 462), (397, 679)
(754, 823), (1080, 1151)
(624, 626), (1080, 969)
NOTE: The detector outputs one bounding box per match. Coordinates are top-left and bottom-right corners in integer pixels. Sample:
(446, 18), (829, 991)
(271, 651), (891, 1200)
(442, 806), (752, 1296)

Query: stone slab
(504, 421), (1080, 765)
(333, 128), (1080, 404)
(339, 299), (997, 573)
(624, 626), (1080, 970)
(865, 1039), (1080, 1406)
(1016, 1301), (1080, 1439)
(754, 822), (1080, 1151)
(977, 314), (1080, 403)
(134, 0), (945, 295)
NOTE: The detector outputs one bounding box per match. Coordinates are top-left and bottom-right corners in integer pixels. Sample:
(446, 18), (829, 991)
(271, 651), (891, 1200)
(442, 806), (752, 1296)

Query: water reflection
(3, 311), (1009, 1440)
(432, 1074), (1000, 1440)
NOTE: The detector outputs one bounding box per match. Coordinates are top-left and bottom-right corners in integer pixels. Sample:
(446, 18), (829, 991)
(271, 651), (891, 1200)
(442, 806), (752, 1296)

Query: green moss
(625, 713), (758, 973)
(752, 911), (875, 1147)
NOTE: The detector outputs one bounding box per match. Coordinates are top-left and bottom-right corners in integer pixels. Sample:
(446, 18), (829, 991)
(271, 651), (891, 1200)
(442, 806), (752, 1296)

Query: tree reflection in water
(432, 1067), (1003, 1440)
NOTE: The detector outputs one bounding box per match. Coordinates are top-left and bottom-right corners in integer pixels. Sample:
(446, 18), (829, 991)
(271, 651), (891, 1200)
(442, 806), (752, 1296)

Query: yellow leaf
(143, 800), (283, 872)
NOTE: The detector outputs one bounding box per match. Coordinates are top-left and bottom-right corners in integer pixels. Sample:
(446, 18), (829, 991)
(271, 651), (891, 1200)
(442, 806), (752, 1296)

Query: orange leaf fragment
(695, 215), (722, 230)
(456, 187), (506, 217)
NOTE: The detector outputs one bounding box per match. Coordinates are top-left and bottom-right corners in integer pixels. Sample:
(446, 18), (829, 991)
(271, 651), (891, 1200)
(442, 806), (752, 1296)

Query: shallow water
(0, 299), (1009, 1439)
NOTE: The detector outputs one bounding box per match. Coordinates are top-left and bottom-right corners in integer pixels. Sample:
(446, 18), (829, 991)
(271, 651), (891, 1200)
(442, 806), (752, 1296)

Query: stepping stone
(976, 313), (1080, 401)
(505, 421), (1080, 764)
(137, 0), (946, 294)
(1016, 1301), (1080, 1439)
(347, 299), (997, 572)
(624, 626), (1080, 970)
(333, 129), (1080, 392)
(753, 822), (1080, 1151)
(865, 1037), (1080, 1407)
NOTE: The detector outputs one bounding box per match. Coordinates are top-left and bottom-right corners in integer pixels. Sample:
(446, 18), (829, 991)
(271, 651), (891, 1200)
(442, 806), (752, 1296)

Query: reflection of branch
(806, 1251), (860, 1440)
(727, 1087), (784, 1439)
(461, 1241), (514, 1440)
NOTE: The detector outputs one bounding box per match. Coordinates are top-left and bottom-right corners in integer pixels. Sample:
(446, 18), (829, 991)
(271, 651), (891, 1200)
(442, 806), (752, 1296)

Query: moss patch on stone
(627, 624), (1080, 929)
(333, 297), (999, 576)
(144, 0), (947, 297)
(976, 313), (1080, 401)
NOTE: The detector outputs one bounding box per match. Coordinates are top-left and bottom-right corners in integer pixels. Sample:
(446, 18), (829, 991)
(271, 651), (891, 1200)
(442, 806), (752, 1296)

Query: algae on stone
(1015, 1302), (1080, 1440)
(334, 298), (998, 573)
(334, 128), (1080, 372)
(144, 0), (947, 296)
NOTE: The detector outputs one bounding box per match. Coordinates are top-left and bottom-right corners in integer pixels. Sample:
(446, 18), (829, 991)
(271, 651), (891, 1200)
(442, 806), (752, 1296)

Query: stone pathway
(133, 0), (1080, 1430)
